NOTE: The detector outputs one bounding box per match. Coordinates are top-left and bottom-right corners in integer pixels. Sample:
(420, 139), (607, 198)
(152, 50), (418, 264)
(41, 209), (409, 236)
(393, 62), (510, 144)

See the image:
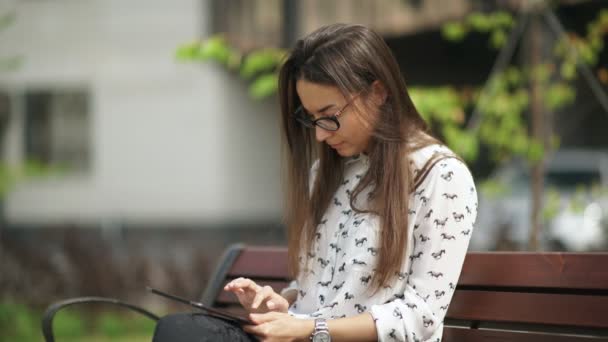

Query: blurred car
(471, 149), (608, 251)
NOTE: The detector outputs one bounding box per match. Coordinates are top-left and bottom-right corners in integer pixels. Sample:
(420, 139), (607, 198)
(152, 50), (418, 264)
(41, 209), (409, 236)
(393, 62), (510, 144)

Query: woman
(153, 23), (477, 342)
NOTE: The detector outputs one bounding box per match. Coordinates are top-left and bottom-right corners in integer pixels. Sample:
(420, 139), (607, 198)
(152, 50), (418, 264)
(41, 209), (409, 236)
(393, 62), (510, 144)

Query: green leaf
(249, 73), (279, 99)
(568, 186), (588, 213)
(542, 187), (561, 221)
(553, 37), (568, 58)
(467, 12), (492, 32)
(531, 63), (552, 83)
(544, 83), (576, 110)
(442, 125), (479, 161)
(511, 133), (529, 155)
(241, 49), (284, 79)
(196, 36), (232, 65)
(589, 35), (604, 51)
(175, 42), (201, 61)
(527, 140), (545, 163)
(600, 9), (608, 25)
(492, 11), (514, 28)
(560, 61), (577, 80)
(490, 29), (507, 49)
(409, 86), (466, 125)
(441, 22), (468, 41)
(505, 67), (523, 86)
(578, 41), (597, 65)
(479, 179), (511, 198)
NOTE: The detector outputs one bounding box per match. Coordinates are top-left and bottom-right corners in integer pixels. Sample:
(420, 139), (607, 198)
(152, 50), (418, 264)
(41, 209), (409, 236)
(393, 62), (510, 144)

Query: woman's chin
(335, 146), (357, 157)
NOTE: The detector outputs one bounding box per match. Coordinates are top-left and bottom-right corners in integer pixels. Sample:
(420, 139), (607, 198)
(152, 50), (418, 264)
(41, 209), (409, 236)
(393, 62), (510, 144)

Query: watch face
(313, 331), (331, 342)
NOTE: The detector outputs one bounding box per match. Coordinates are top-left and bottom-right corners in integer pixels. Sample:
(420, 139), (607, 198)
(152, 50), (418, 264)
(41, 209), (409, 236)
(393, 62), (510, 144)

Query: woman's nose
(315, 126), (332, 142)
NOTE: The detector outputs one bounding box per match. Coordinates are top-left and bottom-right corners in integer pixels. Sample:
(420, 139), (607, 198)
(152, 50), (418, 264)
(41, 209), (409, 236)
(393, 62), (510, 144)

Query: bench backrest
(201, 244), (608, 341)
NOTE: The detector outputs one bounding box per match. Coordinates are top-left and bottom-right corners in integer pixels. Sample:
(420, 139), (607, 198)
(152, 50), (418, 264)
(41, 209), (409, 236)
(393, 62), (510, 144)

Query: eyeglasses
(293, 95), (359, 131)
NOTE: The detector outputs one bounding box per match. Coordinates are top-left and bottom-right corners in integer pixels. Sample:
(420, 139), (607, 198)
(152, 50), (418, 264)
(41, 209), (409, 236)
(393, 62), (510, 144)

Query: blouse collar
(345, 152), (369, 166)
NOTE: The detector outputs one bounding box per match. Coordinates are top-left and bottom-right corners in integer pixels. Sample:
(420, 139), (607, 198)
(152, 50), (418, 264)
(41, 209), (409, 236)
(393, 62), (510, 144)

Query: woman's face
(296, 79), (374, 157)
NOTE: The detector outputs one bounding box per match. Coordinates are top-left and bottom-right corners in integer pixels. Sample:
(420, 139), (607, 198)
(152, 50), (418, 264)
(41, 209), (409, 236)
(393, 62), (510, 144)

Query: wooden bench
(43, 243), (608, 341)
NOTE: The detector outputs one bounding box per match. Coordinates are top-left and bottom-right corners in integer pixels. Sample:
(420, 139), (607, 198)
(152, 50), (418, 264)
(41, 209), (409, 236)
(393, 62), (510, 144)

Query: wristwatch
(310, 318), (331, 342)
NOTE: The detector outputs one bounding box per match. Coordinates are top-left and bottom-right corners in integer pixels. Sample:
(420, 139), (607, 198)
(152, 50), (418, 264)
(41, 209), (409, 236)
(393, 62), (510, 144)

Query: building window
(16, 88), (91, 171)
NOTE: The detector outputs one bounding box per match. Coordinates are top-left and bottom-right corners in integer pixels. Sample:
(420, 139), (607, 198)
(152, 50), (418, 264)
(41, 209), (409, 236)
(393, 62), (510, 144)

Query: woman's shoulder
(408, 143), (456, 170)
(409, 143), (473, 187)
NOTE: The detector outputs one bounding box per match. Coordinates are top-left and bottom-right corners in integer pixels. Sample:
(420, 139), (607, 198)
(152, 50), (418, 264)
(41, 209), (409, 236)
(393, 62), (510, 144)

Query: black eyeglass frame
(293, 94), (360, 132)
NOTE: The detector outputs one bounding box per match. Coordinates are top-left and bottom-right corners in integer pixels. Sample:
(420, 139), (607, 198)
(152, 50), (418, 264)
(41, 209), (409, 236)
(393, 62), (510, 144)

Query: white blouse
(282, 144), (478, 342)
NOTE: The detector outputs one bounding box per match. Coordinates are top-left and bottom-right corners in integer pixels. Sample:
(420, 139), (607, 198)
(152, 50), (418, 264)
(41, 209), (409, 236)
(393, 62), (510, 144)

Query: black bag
(152, 312), (256, 342)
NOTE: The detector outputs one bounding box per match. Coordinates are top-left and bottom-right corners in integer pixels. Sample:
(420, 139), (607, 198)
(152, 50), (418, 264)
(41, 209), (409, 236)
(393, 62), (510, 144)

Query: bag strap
(411, 151), (463, 192)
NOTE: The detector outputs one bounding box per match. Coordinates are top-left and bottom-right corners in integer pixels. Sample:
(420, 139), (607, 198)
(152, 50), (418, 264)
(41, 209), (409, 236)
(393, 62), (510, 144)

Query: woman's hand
(243, 311), (313, 342)
(224, 277), (289, 314)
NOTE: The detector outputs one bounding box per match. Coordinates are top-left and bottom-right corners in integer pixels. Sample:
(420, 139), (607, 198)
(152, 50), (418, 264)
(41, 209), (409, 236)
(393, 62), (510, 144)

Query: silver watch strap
(314, 318), (329, 332)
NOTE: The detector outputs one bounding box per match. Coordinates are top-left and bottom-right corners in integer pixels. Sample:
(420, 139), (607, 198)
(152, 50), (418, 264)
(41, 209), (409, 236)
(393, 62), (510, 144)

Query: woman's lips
(329, 142), (344, 149)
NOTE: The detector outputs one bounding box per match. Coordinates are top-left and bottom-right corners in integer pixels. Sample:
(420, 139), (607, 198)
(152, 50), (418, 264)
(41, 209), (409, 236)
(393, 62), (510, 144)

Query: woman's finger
(241, 324), (257, 335)
(251, 285), (274, 309)
(225, 278), (260, 293)
(224, 277), (244, 290)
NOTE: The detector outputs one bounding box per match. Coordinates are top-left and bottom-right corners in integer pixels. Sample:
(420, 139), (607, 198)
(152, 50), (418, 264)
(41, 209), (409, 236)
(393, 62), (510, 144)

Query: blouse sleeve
(370, 157), (477, 342)
(280, 280), (299, 298)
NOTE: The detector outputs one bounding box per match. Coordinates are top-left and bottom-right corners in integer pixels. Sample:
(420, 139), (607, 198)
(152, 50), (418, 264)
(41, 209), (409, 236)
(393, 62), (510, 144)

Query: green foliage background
(176, 9), (608, 168)
(0, 300), (155, 342)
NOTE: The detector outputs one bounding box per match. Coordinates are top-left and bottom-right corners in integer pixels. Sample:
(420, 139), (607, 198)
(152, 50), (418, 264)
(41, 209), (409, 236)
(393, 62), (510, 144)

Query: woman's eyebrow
(312, 104), (336, 114)
(301, 103), (336, 116)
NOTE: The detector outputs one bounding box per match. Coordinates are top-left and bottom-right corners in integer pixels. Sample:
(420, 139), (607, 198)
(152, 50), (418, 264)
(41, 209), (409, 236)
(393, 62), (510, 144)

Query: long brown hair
(279, 24), (438, 292)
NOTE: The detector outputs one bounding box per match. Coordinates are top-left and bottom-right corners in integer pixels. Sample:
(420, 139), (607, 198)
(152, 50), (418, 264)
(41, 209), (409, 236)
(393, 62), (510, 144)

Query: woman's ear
(370, 80), (388, 106)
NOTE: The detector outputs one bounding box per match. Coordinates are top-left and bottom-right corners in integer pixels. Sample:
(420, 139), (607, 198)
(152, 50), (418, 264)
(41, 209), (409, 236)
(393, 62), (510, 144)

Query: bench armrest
(201, 243), (245, 305)
(41, 297), (159, 342)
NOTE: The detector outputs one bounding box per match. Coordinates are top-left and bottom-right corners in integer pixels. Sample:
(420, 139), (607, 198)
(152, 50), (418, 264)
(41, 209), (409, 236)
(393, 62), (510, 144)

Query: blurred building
(4, 0), (606, 229)
(1, 0), (506, 229)
(1, 0), (606, 303)
(1, 0), (282, 228)
(213, 0), (474, 49)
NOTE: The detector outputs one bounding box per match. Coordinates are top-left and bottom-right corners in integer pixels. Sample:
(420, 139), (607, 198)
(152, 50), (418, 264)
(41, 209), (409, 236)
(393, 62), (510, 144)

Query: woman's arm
(370, 157), (477, 341)
(325, 313), (378, 341)
(281, 287), (298, 307)
(245, 312), (378, 342)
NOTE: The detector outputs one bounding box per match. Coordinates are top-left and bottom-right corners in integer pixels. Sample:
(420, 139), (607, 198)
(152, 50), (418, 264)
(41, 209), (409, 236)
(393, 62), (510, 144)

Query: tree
(176, 1), (608, 250)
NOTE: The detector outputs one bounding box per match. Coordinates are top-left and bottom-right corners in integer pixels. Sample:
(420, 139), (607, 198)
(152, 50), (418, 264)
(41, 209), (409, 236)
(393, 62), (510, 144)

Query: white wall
(1, 0), (283, 226)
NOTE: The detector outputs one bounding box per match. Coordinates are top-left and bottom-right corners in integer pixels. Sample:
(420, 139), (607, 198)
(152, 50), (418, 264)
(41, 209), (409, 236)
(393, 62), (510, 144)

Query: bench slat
(460, 253), (608, 290)
(203, 245), (608, 340)
(448, 290), (608, 329)
(443, 326), (603, 342)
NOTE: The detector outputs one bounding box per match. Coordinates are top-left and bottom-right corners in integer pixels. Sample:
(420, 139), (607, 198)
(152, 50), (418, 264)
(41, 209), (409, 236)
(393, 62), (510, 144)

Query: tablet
(147, 286), (253, 325)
